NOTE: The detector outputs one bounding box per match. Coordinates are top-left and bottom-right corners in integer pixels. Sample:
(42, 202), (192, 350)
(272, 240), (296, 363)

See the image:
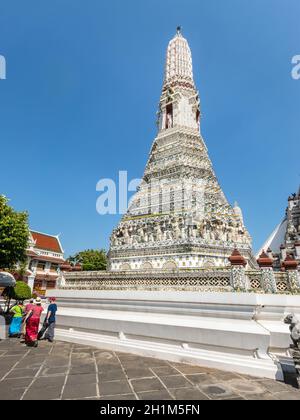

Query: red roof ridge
(30, 230), (59, 239)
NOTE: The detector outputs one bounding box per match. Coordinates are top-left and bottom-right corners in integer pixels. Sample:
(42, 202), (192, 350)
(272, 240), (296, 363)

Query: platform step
(55, 327), (283, 381)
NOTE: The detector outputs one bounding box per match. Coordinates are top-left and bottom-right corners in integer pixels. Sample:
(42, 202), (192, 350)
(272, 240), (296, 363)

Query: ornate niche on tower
(165, 103), (173, 129)
(120, 263), (131, 271)
(163, 260), (178, 270)
(196, 101), (200, 129)
(141, 262), (153, 271)
(160, 88), (174, 130)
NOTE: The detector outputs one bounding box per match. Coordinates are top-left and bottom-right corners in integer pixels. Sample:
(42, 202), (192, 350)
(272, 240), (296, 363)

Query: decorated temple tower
(108, 28), (255, 271)
(283, 188), (300, 267)
(258, 187), (300, 271)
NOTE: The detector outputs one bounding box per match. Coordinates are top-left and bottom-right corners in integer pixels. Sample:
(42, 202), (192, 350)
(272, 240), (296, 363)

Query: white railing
(59, 267), (299, 294)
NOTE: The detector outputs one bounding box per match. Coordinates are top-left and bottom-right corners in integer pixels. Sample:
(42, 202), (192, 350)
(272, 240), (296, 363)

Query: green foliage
(0, 195), (29, 270)
(3, 281), (32, 302)
(68, 249), (107, 271)
(13, 281), (32, 300)
(2, 281), (32, 312)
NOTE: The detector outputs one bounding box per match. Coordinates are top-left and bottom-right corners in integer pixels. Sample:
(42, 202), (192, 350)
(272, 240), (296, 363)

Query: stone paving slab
(0, 338), (299, 400)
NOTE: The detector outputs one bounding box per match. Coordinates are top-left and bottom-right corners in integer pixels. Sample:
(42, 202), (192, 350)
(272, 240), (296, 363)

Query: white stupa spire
(164, 27), (194, 87)
(158, 28), (200, 132)
(233, 202), (244, 226)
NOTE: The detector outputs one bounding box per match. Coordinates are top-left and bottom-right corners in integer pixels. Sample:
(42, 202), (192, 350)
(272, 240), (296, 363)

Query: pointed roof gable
(30, 231), (63, 254)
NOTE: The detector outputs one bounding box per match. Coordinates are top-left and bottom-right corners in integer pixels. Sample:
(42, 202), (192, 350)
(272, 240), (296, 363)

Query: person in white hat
(24, 297), (44, 347)
(20, 298), (35, 342)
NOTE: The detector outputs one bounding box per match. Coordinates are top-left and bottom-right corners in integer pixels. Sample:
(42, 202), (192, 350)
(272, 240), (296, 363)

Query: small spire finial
(176, 26), (182, 35)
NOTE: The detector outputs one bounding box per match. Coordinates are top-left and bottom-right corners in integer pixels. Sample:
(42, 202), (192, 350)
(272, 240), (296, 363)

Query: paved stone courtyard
(0, 339), (299, 400)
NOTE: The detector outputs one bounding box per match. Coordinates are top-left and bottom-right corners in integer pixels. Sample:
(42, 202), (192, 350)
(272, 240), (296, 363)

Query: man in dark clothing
(43, 297), (57, 342)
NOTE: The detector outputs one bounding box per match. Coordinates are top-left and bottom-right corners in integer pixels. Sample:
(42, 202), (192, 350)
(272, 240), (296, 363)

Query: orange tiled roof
(31, 231), (63, 253)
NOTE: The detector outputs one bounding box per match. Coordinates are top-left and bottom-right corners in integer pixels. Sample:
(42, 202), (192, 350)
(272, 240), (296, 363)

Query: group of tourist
(9, 297), (57, 347)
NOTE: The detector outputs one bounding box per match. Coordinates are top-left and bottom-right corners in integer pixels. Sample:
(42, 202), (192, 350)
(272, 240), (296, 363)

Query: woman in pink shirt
(24, 297), (44, 347)
(20, 298), (35, 342)
(25, 298), (35, 314)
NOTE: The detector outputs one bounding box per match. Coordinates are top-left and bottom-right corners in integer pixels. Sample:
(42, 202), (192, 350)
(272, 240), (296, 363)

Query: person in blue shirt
(44, 297), (58, 342)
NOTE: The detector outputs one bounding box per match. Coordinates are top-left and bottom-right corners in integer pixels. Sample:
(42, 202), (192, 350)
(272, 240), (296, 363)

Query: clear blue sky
(0, 0), (299, 257)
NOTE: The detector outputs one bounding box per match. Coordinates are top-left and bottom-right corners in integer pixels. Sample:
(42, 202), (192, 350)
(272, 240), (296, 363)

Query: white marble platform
(46, 290), (300, 380)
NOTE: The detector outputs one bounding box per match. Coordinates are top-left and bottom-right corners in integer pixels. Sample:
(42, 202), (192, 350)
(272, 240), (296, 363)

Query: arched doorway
(119, 263), (131, 271)
(163, 260), (178, 270)
(141, 262), (153, 270)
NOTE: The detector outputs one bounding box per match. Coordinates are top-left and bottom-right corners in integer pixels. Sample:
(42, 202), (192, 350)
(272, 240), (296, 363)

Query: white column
(260, 268), (277, 294)
(27, 275), (35, 292)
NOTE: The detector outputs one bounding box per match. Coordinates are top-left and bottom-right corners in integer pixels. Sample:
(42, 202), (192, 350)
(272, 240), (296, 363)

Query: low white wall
(47, 289), (300, 309)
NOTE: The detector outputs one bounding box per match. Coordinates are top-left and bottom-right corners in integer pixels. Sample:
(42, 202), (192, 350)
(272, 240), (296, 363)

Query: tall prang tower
(109, 28), (256, 271)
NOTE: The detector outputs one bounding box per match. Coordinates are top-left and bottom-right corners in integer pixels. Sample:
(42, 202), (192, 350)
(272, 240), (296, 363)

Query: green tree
(0, 195), (29, 270)
(2, 280), (32, 312)
(68, 249), (107, 271)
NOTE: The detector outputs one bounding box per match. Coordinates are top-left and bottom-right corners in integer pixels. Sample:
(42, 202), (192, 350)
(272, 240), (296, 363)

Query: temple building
(24, 231), (65, 292)
(257, 187), (300, 271)
(108, 28), (256, 271)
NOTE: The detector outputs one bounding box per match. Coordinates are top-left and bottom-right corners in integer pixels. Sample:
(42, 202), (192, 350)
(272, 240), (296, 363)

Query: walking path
(0, 338), (299, 400)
